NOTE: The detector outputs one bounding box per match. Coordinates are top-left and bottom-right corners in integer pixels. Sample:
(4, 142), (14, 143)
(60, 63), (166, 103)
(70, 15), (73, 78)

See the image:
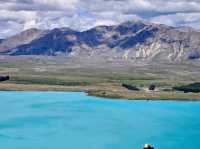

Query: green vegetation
(10, 76), (91, 86)
(0, 76), (9, 82)
(87, 90), (123, 99)
(173, 82), (200, 93)
(122, 83), (140, 91)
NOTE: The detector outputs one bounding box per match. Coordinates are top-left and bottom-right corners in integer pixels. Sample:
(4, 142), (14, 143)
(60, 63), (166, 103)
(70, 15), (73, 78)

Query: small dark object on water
(0, 76), (10, 82)
(143, 144), (154, 149)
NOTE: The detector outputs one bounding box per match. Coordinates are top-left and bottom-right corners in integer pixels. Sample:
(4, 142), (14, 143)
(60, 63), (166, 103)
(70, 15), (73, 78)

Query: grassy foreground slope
(0, 56), (200, 100)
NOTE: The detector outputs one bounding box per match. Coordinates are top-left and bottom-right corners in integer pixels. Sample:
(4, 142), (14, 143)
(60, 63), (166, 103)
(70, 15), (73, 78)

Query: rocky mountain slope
(0, 28), (47, 53)
(1, 20), (200, 62)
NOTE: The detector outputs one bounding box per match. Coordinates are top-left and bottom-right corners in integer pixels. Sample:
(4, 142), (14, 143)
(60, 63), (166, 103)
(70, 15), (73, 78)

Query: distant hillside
(0, 28), (47, 53)
(1, 20), (200, 62)
(0, 39), (4, 44)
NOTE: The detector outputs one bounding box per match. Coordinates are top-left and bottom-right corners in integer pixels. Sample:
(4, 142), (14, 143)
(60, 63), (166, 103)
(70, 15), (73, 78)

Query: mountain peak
(0, 28), (46, 53)
(121, 19), (146, 25)
(22, 28), (42, 32)
(51, 27), (77, 32)
(1, 20), (200, 62)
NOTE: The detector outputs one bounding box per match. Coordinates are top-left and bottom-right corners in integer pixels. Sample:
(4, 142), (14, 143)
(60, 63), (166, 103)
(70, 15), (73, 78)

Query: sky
(1, 0), (200, 38)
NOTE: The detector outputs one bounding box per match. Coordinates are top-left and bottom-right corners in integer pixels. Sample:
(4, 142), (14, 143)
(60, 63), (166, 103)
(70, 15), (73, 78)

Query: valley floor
(0, 56), (200, 101)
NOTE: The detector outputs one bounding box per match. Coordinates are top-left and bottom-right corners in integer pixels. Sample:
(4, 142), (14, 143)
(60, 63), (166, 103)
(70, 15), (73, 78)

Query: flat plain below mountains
(0, 55), (200, 101)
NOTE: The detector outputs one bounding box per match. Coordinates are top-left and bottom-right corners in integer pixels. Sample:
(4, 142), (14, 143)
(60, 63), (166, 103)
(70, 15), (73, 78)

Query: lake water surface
(0, 91), (200, 149)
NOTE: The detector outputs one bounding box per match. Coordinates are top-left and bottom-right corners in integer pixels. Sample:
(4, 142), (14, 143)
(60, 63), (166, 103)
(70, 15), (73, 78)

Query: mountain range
(1, 20), (200, 62)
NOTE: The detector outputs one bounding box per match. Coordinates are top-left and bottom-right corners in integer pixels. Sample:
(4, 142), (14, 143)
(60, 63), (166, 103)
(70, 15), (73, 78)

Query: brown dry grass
(1, 83), (200, 101)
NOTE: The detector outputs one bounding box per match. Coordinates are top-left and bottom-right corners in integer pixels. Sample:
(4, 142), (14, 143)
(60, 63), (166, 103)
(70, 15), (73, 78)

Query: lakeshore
(1, 83), (200, 101)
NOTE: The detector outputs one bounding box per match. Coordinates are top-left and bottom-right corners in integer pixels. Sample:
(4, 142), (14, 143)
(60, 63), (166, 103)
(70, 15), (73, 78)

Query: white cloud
(32, 0), (78, 10)
(1, 0), (200, 38)
(0, 20), (23, 38)
(151, 13), (200, 28)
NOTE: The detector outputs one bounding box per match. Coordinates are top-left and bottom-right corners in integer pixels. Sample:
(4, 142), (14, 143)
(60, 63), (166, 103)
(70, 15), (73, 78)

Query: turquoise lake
(0, 91), (200, 149)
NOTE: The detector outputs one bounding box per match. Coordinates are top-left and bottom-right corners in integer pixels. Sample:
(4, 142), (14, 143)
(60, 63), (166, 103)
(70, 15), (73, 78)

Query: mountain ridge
(1, 20), (200, 62)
